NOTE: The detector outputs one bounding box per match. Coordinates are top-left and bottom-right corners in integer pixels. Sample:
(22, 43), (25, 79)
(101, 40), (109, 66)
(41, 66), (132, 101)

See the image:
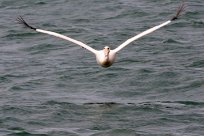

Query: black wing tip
(171, 2), (186, 21)
(17, 16), (37, 30)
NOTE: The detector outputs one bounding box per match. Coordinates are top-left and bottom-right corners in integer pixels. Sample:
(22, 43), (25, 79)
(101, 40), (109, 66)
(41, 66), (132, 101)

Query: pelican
(17, 3), (184, 68)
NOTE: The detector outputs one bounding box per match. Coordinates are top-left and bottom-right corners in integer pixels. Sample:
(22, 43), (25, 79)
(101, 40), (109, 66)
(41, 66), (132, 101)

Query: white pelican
(17, 3), (184, 68)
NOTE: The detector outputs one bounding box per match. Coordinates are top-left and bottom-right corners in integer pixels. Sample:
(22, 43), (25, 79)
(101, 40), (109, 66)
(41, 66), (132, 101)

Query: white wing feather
(17, 16), (97, 54)
(36, 29), (98, 54)
(113, 2), (185, 53)
(113, 20), (171, 53)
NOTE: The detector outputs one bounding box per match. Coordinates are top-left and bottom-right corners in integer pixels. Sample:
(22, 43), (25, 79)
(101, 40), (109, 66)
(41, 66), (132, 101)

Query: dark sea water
(1, 0), (204, 136)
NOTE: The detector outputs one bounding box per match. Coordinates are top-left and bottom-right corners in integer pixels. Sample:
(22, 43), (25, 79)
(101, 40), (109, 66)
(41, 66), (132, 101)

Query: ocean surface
(1, 0), (204, 136)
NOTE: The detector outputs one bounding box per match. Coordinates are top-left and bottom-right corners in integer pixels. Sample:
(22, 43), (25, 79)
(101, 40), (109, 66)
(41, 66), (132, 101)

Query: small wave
(185, 11), (202, 19)
(0, 75), (11, 83)
(91, 128), (135, 136)
(158, 71), (179, 79)
(188, 80), (204, 88)
(159, 101), (204, 107)
(35, 1), (47, 5)
(162, 39), (181, 44)
(83, 100), (204, 109)
(36, 128), (78, 136)
(84, 102), (119, 108)
(3, 31), (37, 40)
(42, 100), (76, 107)
(22, 43), (61, 55)
(175, 101), (204, 106)
(9, 127), (48, 136)
(192, 20), (204, 28)
(189, 60), (204, 68)
(105, 10), (148, 20)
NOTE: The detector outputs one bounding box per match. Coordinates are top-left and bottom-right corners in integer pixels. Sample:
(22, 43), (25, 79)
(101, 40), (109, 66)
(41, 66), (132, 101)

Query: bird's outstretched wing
(113, 3), (185, 53)
(17, 16), (98, 54)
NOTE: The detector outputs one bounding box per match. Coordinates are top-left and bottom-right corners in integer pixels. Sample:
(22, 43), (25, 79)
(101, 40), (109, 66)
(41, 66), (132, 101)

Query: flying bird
(17, 3), (185, 68)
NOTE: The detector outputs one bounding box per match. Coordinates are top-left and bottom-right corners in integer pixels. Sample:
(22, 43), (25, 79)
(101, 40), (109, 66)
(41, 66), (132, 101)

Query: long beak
(104, 48), (110, 57)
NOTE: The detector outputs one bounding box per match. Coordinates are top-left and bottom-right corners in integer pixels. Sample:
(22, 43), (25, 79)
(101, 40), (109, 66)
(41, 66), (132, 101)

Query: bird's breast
(100, 59), (113, 67)
(95, 50), (116, 68)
